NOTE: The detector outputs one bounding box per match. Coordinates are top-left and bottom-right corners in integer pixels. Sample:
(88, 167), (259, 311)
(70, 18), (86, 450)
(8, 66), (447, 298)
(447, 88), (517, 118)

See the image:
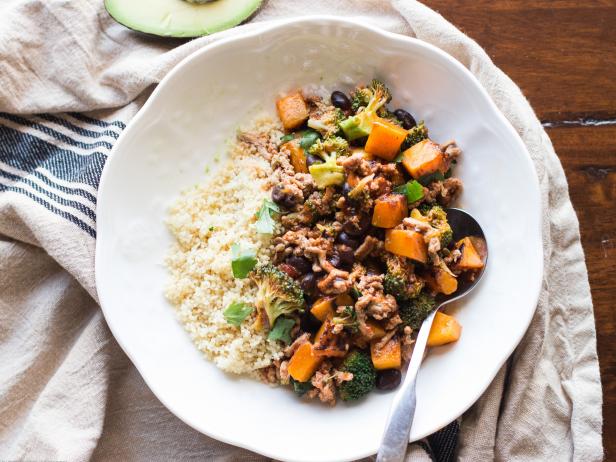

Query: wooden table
(421, 0), (616, 456)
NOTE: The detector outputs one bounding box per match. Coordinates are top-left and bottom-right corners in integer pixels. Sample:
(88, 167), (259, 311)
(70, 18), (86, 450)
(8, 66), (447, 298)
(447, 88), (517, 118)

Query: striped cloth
(0, 112), (124, 238)
(0, 0), (602, 461)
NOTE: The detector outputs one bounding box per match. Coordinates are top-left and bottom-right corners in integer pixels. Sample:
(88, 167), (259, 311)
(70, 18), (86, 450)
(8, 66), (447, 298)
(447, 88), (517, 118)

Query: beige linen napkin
(0, 1), (602, 461)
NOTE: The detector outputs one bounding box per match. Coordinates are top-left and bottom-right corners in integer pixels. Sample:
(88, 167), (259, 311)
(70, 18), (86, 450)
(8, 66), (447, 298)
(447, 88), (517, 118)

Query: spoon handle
(376, 309), (438, 462)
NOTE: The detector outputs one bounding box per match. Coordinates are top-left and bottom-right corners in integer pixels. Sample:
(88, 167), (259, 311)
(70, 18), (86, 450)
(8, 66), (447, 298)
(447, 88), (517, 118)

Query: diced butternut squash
(401, 139), (448, 179)
(335, 293), (354, 307)
(427, 312), (462, 347)
(314, 314), (331, 343)
(276, 92), (309, 130)
(310, 298), (335, 322)
(434, 268), (458, 295)
(283, 140), (308, 174)
(384, 229), (428, 263)
(364, 118), (409, 161)
(371, 337), (402, 370)
(456, 237), (485, 270)
(372, 194), (408, 228)
(288, 342), (323, 382)
(364, 319), (386, 341)
(313, 317), (347, 358)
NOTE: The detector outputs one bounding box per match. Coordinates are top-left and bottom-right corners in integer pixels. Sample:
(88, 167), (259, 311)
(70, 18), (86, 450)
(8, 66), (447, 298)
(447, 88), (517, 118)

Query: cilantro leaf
(230, 243), (258, 278)
(254, 199), (280, 235)
(268, 317), (296, 344)
(223, 301), (254, 326)
(299, 129), (320, 150)
(280, 134), (294, 143)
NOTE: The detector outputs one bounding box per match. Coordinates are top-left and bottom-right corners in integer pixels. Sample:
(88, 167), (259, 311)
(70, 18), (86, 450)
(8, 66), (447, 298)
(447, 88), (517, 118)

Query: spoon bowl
(435, 208), (489, 307)
(377, 208), (488, 462)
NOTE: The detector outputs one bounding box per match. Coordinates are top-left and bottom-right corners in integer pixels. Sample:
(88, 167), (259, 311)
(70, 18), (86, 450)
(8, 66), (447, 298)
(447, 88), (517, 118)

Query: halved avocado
(104, 0), (262, 38)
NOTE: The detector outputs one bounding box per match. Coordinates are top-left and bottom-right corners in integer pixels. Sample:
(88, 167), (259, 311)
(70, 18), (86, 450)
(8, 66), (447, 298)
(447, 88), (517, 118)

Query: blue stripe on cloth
(0, 124), (107, 189)
(30, 168), (98, 203)
(38, 113), (120, 140)
(68, 112), (126, 129)
(0, 183), (96, 237)
(0, 169), (96, 221)
(0, 113), (115, 150)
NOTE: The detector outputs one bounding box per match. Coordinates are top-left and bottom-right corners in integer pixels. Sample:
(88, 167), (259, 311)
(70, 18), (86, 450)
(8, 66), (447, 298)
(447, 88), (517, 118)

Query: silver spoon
(376, 208), (488, 462)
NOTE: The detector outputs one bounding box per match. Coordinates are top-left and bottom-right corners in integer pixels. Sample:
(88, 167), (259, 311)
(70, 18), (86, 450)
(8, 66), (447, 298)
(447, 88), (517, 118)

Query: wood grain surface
(422, 0), (616, 457)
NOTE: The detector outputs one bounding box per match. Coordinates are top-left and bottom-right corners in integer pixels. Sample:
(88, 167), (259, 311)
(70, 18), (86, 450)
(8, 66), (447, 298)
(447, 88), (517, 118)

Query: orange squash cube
(434, 269), (458, 295)
(364, 118), (409, 161)
(288, 342), (323, 382)
(456, 237), (485, 270)
(310, 297), (335, 322)
(401, 139), (448, 179)
(372, 194), (408, 228)
(283, 140), (308, 174)
(276, 92), (309, 130)
(370, 337), (401, 370)
(384, 229), (428, 263)
(427, 312), (462, 347)
(335, 293), (354, 307)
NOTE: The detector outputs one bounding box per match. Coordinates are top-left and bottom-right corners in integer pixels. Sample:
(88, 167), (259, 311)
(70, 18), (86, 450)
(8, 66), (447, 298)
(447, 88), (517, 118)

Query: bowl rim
(95, 15), (544, 461)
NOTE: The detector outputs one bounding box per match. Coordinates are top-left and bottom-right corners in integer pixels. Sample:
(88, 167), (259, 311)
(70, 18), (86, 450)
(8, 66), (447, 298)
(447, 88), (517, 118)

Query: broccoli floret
(399, 292), (436, 330)
(332, 306), (359, 334)
(424, 205), (453, 247)
(383, 273), (423, 302)
(250, 264), (305, 330)
(308, 136), (348, 188)
(351, 87), (372, 113)
(382, 255), (424, 302)
(401, 121), (428, 150)
(308, 106), (345, 138)
(340, 79), (392, 141)
(410, 205), (453, 248)
(308, 136), (349, 158)
(338, 350), (376, 401)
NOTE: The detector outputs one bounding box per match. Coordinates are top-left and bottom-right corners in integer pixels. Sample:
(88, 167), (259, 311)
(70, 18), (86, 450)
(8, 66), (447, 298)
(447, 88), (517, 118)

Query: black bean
(393, 109), (417, 130)
(300, 273), (319, 297)
(286, 256), (312, 275)
(300, 310), (321, 334)
(342, 214), (371, 237)
(327, 253), (341, 269)
(306, 154), (322, 168)
(376, 369), (402, 391)
(331, 91), (352, 111)
(271, 184), (297, 209)
(337, 231), (360, 249)
(337, 246), (355, 270)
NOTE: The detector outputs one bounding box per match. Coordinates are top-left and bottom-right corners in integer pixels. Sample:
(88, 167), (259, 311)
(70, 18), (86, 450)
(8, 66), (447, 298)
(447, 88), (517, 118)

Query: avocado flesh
(105, 0), (262, 38)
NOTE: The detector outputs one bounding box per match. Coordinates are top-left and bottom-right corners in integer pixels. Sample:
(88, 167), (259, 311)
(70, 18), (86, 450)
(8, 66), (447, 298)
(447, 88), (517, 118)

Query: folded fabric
(0, 0), (602, 461)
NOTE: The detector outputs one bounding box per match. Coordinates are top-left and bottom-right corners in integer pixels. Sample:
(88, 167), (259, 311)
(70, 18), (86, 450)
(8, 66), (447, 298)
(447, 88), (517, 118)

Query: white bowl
(96, 16), (543, 462)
